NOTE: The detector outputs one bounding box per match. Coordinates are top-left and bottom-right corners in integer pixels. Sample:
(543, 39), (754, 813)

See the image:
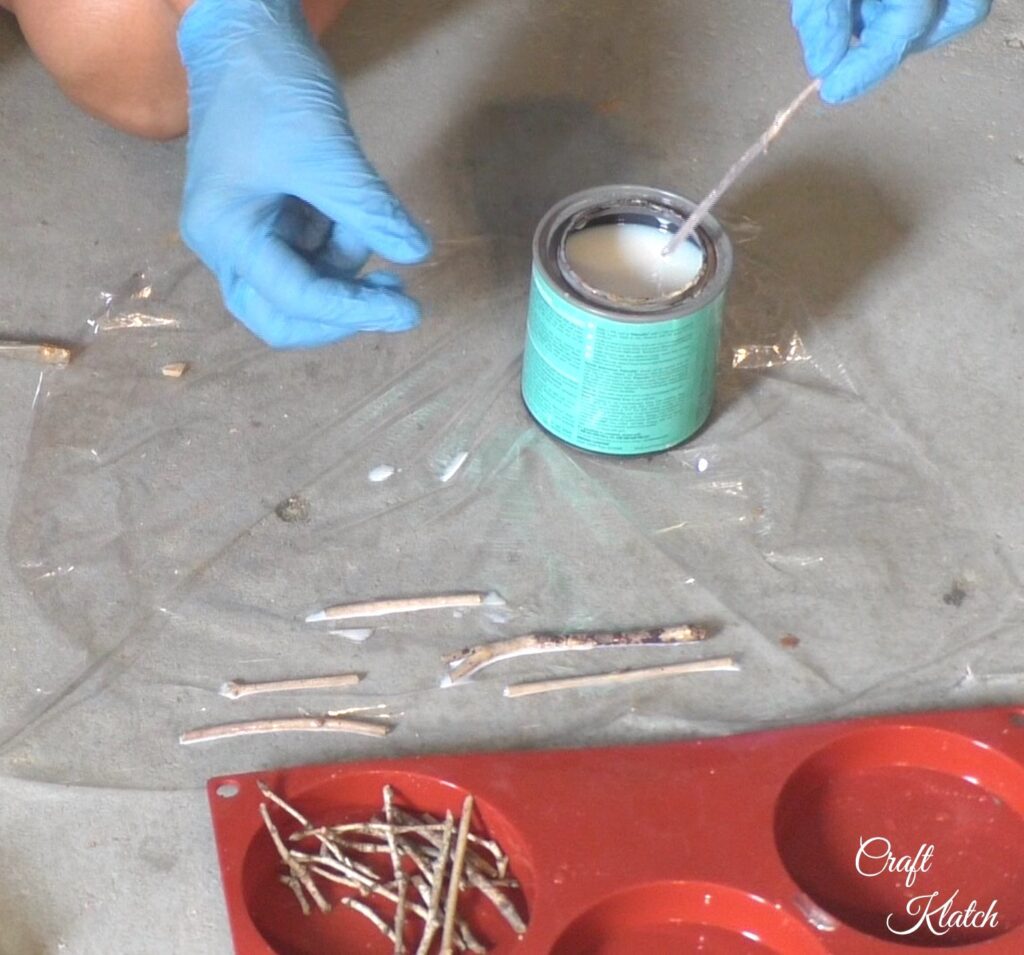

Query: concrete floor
(1, 1), (1023, 951)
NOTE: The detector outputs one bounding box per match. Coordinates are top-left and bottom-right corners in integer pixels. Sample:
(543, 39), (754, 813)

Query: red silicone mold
(207, 706), (1024, 954)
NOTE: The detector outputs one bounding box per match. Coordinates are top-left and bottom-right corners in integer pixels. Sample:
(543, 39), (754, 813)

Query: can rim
(533, 185), (734, 323)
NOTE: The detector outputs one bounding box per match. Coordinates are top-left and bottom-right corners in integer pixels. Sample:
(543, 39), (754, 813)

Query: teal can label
(522, 186), (733, 456)
(523, 271), (723, 454)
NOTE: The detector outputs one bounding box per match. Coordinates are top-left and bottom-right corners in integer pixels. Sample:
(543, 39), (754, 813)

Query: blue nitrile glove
(177, 0), (431, 348)
(791, 0), (992, 103)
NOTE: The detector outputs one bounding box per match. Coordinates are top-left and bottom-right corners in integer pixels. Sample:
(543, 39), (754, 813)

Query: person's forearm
(6, 0), (348, 139)
(9, 0), (189, 138)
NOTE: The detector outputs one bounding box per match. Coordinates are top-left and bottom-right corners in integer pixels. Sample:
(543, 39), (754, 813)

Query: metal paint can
(522, 185), (733, 455)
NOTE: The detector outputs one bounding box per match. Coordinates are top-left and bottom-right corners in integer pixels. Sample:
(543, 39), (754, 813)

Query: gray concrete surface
(1, 1), (1023, 952)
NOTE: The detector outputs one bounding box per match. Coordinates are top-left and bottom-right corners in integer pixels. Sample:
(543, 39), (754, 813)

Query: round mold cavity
(242, 769), (533, 955)
(775, 726), (1024, 947)
(550, 881), (830, 955)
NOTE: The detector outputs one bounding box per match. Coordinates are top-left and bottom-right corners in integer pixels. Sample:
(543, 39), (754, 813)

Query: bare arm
(5, 0), (346, 139)
(8, 0), (189, 138)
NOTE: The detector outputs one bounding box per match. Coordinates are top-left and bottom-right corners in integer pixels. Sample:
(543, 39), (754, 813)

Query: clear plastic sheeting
(3, 2), (1022, 951)
(4, 221), (1021, 790)
(732, 332), (810, 370)
(89, 269), (187, 333)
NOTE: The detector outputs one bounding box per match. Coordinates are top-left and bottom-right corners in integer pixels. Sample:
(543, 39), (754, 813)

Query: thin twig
(295, 822), (448, 840)
(292, 851), (379, 887)
(264, 784), (520, 949)
(392, 809), (502, 880)
(219, 673), (362, 699)
(313, 834), (378, 878)
(443, 624), (710, 686)
(464, 868), (527, 936)
(503, 656), (739, 699)
(0, 340), (72, 367)
(459, 926), (488, 955)
(441, 796), (475, 955)
(280, 875), (312, 916)
(396, 809), (524, 935)
(259, 781), (366, 875)
(260, 803), (331, 914)
(308, 865), (365, 891)
(309, 866), (434, 920)
(179, 716), (391, 744)
(309, 864), (486, 951)
(415, 811), (455, 955)
(306, 592), (501, 623)
(343, 897), (397, 944)
(662, 78), (821, 255)
(395, 834), (439, 884)
(383, 786), (408, 955)
(258, 782), (313, 827)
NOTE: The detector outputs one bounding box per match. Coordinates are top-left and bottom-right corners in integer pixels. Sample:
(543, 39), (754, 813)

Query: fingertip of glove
(389, 302), (422, 333)
(384, 315), (421, 335)
(393, 224), (433, 264)
(363, 270), (406, 292)
(375, 293), (422, 334)
(804, 38), (849, 79)
(818, 77), (854, 105)
(820, 46), (902, 104)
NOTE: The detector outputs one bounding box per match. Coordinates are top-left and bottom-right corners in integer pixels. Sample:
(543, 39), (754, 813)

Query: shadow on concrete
(713, 156), (918, 416)
(0, 10), (26, 71)
(329, 0), (480, 75)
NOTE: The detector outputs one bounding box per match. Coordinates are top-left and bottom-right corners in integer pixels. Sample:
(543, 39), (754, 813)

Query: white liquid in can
(564, 222), (706, 302)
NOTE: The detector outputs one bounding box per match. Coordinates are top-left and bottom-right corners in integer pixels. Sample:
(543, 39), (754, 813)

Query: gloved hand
(791, 0), (992, 103)
(177, 0), (431, 348)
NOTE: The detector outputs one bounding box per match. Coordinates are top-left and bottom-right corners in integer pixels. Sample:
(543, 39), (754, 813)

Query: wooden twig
(260, 803), (331, 914)
(280, 875), (312, 916)
(314, 834), (377, 879)
(296, 822), (447, 840)
(415, 811), (455, 955)
(310, 866), (435, 920)
(402, 871), (486, 955)
(292, 851), (379, 887)
(307, 865), (364, 891)
(392, 809), (503, 880)
(662, 78), (821, 255)
(258, 782), (312, 826)
(395, 834), (439, 885)
(396, 808), (524, 935)
(179, 715), (391, 744)
(343, 897), (397, 944)
(503, 656), (739, 699)
(306, 592), (502, 624)
(464, 867), (527, 936)
(261, 782), (366, 885)
(263, 783), (521, 949)
(443, 624), (710, 686)
(383, 786), (408, 955)
(0, 340), (72, 367)
(441, 796), (475, 955)
(220, 673), (362, 699)
(459, 925), (488, 955)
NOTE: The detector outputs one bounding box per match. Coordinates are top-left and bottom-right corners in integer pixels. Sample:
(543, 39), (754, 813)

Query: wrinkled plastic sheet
(3, 227), (1021, 791)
